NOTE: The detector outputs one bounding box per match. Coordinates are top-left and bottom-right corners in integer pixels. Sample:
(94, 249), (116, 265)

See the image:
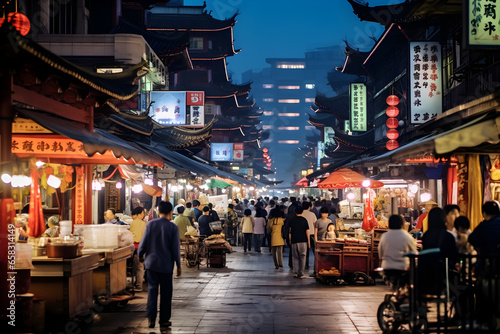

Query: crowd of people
(379, 201), (500, 327)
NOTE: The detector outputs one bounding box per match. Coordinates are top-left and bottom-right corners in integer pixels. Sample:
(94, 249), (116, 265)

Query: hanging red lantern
(263, 148), (269, 153)
(386, 129), (400, 140)
(266, 163), (272, 167)
(0, 12), (31, 36)
(385, 106), (399, 118)
(386, 118), (399, 129)
(263, 153), (269, 158)
(386, 95), (399, 106)
(386, 140), (399, 150)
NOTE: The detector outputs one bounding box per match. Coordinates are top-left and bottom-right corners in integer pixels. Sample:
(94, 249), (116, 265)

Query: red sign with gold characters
(74, 167), (85, 224)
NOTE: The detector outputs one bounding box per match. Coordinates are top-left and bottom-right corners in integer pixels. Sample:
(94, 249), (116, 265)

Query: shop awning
(16, 108), (164, 166)
(143, 143), (256, 186)
(310, 114), (500, 176)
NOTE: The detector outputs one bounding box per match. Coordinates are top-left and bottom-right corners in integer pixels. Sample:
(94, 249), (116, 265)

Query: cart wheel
(352, 271), (370, 285)
(377, 301), (397, 332)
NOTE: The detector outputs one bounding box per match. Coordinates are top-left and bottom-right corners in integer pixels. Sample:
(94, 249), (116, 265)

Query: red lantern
(266, 163), (272, 167)
(0, 12), (31, 36)
(386, 95), (399, 106)
(385, 106), (399, 118)
(386, 140), (399, 150)
(263, 148), (269, 153)
(263, 153), (269, 158)
(386, 118), (399, 129)
(386, 129), (399, 140)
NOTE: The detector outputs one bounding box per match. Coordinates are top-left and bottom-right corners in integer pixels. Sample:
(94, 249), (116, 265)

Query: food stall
(316, 169), (384, 284)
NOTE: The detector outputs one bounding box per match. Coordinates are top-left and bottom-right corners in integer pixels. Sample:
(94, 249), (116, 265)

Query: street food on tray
(319, 267), (341, 276)
(207, 232), (225, 240)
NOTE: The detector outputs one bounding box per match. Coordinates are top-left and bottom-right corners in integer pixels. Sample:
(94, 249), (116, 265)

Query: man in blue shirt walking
(138, 201), (182, 328)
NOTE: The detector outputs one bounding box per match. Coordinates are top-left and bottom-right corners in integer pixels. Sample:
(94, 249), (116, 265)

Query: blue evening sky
(186, 0), (393, 82)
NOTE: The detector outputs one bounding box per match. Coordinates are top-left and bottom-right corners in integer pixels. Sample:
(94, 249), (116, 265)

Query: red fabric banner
(28, 167), (46, 238)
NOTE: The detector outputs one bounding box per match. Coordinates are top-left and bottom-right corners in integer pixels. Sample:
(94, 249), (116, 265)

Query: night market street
(81, 247), (385, 334)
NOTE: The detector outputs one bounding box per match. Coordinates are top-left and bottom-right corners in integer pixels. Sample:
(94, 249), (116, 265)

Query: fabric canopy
(318, 168), (384, 189)
(207, 178), (233, 189)
(434, 116), (500, 154)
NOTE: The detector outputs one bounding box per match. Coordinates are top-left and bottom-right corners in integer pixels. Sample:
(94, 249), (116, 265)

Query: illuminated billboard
(150, 91), (204, 126)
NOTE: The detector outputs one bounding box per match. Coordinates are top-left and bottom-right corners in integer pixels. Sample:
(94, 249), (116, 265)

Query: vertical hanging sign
(349, 83), (367, 131)
(74, 166), (85, 224)
(468, 0), (500, 47)
(410, 42), (442, 124)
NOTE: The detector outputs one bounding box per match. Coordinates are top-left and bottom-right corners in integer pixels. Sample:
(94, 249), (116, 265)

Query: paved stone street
(82, 247), (386, 334)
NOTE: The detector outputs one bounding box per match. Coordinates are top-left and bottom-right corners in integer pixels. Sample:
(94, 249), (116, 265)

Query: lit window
(263, 98), (274, 102)
(305, 126), (316, 130)
(278, 113), (300, 117)
(278, 127), (300, 130)
(305, 98), (315, 103)
(278, 140), (300, 144)
(263, 84), (274, 89)
(278, 85), (300, 90)
(276, 62), (305, 69)
(262, 125), (273, 129)
(189, 37), (203, 50)
(263, 111), (274, 116)
(278, 99), (300, 104)
(305, 84), (315, 89)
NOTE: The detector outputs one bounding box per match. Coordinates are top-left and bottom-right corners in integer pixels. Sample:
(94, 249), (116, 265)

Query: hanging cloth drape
(447, 165), (458, 205)
(28, 165), (46, 238)
(468, 155), (483, 230)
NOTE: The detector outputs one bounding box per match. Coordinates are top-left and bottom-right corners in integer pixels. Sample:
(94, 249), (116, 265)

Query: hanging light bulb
(145, 179), (154, 186)
(347, 192), (356, 201)
(186, 184), (193, 191)
(362, 180), (371, 188)
(36, 161), (45, 168)
(115, 182), (123, 189)
(132, 184), (143, 193)
(47, 175), (62, 189)
(420, 192), (432, 203)
(23, 176), (32, 187)
(1, 173), (12, 184)
(249, 187), (255, 191)
(222, 189), (227, 193)
(409, 184), (419, 194)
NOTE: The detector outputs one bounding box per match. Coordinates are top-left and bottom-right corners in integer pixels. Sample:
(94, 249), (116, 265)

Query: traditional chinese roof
(112, 18), (193, 72)
(347, 0), (462, 26)
(151, 118), (214, 150)
(308, 113), (338, 128)
(211, 115), (261, 131)
(362, 23), (411, 67)
(147, 11), (240, 57)
(313, 94), (350, 120)
(336, 40), (370, 76)
(1, 24), (146, 101)
(334, 128), (374, 150)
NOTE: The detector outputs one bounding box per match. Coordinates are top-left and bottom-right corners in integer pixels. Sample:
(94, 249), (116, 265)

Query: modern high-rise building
(243, 47), (346, 186)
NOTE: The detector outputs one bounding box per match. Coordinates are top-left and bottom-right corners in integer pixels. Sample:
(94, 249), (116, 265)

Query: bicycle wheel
(378, 301), (397, 331)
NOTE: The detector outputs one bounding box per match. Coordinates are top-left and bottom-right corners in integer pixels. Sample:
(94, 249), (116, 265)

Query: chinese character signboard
(150, 91), (205, 126)
(11, 136), (85, 155)
(12, 118), (53, 134)
(409, 42), (442, 124)
(468, 0), (500, 47)
(210, 143), (244, 161)
(317, 141), (324, 168)
(324, 127), (336, 150)
(233, 143), (244, 161)
(211, 143), (233, 161)
(349, 83), (367, 131)
(74, 166), (85, 224)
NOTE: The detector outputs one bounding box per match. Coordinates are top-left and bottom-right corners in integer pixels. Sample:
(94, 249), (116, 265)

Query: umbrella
(295, 177), (309, 187)
(206, 178), (233, 189)
(317, 168), (384, 189)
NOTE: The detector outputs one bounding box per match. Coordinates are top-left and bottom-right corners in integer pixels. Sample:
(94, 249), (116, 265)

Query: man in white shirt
(301, 202), (318, 270)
